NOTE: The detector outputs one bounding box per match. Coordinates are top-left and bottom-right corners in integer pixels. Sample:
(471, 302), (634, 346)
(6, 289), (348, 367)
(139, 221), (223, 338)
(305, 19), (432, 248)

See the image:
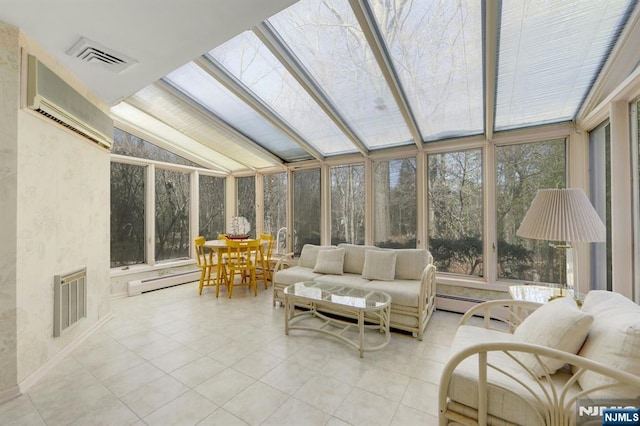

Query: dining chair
(225, 239), (261, 298)
(256, 233), (274, 288)
(194, 236), (217, 295)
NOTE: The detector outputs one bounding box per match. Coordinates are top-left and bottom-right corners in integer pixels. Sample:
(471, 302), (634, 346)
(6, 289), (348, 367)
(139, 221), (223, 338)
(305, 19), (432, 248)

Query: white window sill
(110, 259), (197, 278)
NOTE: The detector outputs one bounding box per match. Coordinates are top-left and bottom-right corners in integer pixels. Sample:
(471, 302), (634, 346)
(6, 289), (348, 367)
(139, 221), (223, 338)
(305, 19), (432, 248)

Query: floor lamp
(516, 188), (606, 296)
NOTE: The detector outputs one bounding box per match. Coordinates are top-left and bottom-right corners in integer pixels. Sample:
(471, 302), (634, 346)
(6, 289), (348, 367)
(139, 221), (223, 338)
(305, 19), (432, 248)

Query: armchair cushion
(361, 250), (397, 281)
(513, 296), (593, 377)
(313, 248), (345, 275)
(578, 290), (640, 398)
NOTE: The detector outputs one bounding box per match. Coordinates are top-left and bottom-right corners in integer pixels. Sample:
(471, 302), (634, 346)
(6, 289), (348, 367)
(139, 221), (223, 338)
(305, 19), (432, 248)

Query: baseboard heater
(435, 293), (484, 314)
(128, 270), (201, 296)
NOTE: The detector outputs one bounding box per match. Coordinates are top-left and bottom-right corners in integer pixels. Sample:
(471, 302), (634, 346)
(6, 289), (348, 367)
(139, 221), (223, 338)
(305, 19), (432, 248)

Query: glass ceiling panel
(126, 85), (278, 170)
(165, 62), (312, 163)
(495, 0), (633, 131)
(208, 31), (357, 157)
(110, 102), (243, 172)
(268, 0), (413, 150)
(369, 0), (484, 141)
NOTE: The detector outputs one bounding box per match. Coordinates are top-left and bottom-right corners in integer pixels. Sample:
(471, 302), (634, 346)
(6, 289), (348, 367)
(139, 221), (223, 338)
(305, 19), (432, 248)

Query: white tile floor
(0, 281), (461, 425)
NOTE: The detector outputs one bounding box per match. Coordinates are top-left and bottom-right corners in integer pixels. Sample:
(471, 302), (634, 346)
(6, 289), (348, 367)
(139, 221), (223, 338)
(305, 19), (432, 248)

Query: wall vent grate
(66, 37), (137, 73)
(54, 267), (87, 337)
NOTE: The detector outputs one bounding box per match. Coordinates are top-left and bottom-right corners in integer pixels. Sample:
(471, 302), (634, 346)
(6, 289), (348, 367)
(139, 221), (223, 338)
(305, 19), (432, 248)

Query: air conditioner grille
(35, 107), (106, 146)
(66, 37), (137, 73)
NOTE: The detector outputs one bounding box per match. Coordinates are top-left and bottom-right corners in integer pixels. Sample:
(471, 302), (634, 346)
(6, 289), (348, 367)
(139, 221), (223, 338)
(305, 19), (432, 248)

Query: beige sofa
(439, 290), (640, 426)
(273, 243), (436, 340)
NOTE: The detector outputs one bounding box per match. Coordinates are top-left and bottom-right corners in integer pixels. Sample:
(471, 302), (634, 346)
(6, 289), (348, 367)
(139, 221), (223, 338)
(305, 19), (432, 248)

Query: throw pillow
(361, 250), (397, 281)
(513, 296), (593, 377)
(298, 244), (335, 268)
(313, 248), (345, 275)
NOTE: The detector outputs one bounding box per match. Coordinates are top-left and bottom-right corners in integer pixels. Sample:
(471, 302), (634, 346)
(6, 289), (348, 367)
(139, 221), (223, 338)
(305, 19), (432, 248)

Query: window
(428, 149), (483, 276)
(496, 139), (566, 282)
(634, 99), (640, 302)
(112, 127), (202, 167)
(111, 128), (226, 268)
(374, 158), (417, 248)
(293, 168), (321, 254)
(155, 169), (190, 262)
(264, 173), (287, 254)
(199, 174), (225, 240)
(589, 121), (612, 291)
(330, 164), (365, 245)
(110, 162), (145, 268)
(236, 176), (256, 238)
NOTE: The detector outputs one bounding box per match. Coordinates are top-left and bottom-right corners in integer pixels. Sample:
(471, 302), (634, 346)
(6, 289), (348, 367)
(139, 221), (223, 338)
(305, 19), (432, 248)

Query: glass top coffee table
(284, 281), (391, 357)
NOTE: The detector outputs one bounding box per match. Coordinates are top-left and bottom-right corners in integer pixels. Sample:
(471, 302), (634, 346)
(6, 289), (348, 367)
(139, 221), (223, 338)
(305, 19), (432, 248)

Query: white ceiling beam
(578, 1), (640, 123)
(484, 0), (499, 141)
(194, 56), (324, 162)
(156, 80), (285, 169)
(253, 22), (369, 156)
(348, 0), (423, 149)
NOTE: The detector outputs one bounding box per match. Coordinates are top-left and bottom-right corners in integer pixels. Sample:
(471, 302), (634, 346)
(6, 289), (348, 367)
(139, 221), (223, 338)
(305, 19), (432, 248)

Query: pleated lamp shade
(516, 188), (606, 242)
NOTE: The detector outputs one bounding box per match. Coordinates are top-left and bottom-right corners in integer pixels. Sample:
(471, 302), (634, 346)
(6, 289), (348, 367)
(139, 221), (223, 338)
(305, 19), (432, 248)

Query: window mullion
(146, 164), (156, 266)
(485, 143), (497, 283)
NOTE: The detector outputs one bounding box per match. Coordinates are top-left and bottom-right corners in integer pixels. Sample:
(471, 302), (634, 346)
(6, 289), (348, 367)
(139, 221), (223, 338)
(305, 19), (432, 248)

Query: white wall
(0, 22), (20, 400)
(0, 23), (112, 398)
(16, 111), (111, 382)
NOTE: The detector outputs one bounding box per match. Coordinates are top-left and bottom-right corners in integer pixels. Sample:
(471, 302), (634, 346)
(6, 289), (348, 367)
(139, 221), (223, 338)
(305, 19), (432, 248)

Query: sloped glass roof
(164, 62), (312, 162)
(369, 0), (484, 141)
(209, 31), (356, 157)
(113, 0), (638, 172)
(495, 0), (634, 130)
(268, 0), (413, 149)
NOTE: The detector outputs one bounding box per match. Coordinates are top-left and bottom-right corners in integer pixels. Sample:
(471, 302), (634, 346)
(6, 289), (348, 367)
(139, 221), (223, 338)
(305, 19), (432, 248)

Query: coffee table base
(284, 299), (391, 358)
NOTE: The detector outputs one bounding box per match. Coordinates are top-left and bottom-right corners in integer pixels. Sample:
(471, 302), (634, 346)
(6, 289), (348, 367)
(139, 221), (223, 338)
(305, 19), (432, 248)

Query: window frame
(110, 153), (226, 274)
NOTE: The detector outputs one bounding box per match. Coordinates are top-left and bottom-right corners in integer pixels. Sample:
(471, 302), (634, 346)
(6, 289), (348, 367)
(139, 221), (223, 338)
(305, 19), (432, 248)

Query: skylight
(164, 62), (312, 163)
(268, 0), (413, 150)
(369, 0), (484, 141)
(208, 31), (357, 157)
(113, 0), (638, 171)
(495, 0), (634, 130)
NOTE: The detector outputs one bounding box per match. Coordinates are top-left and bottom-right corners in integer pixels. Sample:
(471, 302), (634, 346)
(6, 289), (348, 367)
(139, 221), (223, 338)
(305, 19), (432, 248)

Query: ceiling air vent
(66, 37), (137, 73)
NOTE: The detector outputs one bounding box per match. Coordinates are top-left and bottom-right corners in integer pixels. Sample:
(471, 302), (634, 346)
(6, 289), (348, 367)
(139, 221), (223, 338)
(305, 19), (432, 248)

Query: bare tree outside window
(428, 149), (483, 276)
(293, 168), (321, 254)
(374, 158), (417, 248)
(264, 173), (287, 253)
(155, 169), (190, 262)
(112, 127), (202, 167)
(496, 140), (566, 282)
(330, 164), (365, 245)
(110, 162), (145, 268)
(199, 174), (225, 240)
(236, 176), (256, 238)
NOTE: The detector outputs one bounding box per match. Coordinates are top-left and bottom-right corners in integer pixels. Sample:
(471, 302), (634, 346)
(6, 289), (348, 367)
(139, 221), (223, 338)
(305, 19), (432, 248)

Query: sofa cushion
(513, 296), (593, 377)
(298, 244), (335, 268)
(313, 248), (345, 275)
(447, 325), (582, 426)
(274, 266), (323, 286)
(362, 250), (397, 281)
(338, 244), (380, 274)
(313, 273), (369, 288)
(395, 249), (430, 280)
(366, 279), (420, 307)
(577, 290), (640, 398)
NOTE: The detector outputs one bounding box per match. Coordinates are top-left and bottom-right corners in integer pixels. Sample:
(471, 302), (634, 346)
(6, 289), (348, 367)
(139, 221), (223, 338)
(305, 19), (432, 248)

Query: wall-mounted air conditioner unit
(26, 54), (114, 149)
